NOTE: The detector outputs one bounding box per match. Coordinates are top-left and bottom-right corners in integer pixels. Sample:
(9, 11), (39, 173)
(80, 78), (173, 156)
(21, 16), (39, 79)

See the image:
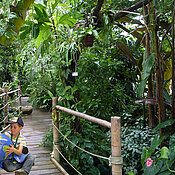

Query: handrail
(7, 89), (20, 95)
(55, 105), (111, 128)
(0, 92), (6, 97)
(0, 85), (21, 129)
(0, 124), (10, 134)
(0, 88), (20, 97)
(52, 97), (122, 175)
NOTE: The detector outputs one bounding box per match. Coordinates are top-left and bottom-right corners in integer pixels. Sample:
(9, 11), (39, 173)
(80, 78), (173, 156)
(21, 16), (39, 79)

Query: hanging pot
(82, 34), (94, 47)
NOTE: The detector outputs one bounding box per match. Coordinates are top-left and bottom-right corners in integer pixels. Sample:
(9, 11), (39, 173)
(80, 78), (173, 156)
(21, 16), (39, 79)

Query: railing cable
(53, 144), (82, 175)
(0, 114), (9, 124)
(0, 96), (21, 124)
(0, 96), (21, 111)
(0, 102), (8, 111)
(53, 124), (109, 160)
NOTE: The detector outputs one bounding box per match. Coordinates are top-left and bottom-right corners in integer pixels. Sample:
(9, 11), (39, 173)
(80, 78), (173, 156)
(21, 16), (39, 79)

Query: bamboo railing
(0, 85), (21, 130)
(52, 97), (122, 175)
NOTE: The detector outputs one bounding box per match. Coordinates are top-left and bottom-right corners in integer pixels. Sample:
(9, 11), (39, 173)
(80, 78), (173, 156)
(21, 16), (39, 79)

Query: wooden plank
(34, 160), (53, 166)
(29, 169), (62, 175)
(31, 164), (56, 171)
(34, 156), (51, 162)
(20, 105), (64, 174)
(30, 149), (52, 154)
(27, 146), (52, 152)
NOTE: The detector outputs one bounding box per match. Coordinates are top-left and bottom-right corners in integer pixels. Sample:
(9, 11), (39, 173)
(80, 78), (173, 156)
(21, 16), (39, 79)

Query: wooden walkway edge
(0, 97), (66, 175)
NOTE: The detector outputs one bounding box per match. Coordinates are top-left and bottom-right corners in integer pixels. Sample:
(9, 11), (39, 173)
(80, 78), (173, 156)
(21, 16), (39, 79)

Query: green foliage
(0, 0), (17, 37)
(142, 133), (175, 175)
(76, 43), (139, 121)
(152, 120), (175, 133)
(0, 83), (22, 130)
(140, 121), (175, 175)
(16, 3), (146, 174)
(141, 119), (175, 168)
(2, 0), (174, 175)
(41, 126), (53, 147)
(157, 0), (173, 15)
(0, 44), (19, 85)
(59, 115), (111, 175)
(76, 24), (99, 42)
(0, 0), (35, 45)
(137, 52), (155, 97)
(121, 123), (154, 175)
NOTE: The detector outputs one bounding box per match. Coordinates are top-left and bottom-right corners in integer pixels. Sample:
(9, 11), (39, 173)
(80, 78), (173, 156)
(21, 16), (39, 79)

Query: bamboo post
(52, 97), (60, 162)
(4, 87), (8, 124)
(18, 85), (22, 112)
(111, 117), (122, 175)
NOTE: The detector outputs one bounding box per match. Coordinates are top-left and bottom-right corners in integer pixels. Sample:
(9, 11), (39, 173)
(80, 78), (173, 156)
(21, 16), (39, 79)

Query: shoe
(15, 169), (28, 175)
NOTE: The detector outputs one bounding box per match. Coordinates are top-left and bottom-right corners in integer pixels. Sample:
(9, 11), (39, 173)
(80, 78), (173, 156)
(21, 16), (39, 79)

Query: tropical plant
(121, 123), (155, 175)
(141, 120), (175, 175)
(1, 0), (175, 174)
(0, 0), (35, 45)
(142, 133), (175, 175)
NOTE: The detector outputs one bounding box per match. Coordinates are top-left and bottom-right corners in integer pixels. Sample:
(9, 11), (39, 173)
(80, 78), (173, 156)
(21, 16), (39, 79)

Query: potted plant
(76, 24), (98, 47)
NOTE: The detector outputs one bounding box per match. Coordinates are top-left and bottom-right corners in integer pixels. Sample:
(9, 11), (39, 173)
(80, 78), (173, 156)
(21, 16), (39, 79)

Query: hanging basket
(82, 34), (94, 47)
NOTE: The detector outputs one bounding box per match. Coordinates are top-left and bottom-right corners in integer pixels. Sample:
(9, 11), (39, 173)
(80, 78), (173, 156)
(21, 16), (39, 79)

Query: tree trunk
(172, 0), (175, 121)
(149, 2), (165, 136)
(114, 0), (153, 21)
(143, 5), (155, 128)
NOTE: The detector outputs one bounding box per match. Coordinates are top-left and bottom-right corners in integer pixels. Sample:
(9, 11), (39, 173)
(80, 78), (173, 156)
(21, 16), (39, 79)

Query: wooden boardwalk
(0, 98), (64, 175)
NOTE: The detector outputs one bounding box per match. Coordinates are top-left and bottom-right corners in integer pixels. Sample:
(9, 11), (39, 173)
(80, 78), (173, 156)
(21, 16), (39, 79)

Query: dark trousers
(2, 154), (34, 174)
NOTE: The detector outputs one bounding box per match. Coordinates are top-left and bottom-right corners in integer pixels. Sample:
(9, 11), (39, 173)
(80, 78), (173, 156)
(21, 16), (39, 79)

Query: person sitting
(3, 117), (34, 175)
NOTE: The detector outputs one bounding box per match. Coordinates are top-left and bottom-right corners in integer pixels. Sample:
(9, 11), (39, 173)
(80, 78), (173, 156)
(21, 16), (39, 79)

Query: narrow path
(23, 109), (62, 175)
(0, 97), (64, 175)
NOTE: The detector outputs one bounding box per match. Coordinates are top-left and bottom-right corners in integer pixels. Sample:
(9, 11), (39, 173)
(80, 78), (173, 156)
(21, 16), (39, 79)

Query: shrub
(121, 123), (155, 175)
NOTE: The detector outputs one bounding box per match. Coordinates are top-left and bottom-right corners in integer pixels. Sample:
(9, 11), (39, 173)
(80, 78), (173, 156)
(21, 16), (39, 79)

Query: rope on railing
(0, 96), (21, 124)
(53, 144), (82, 175)
(0, 114), (9, 124)
(0, 92), (6, 98)
(7, 89), (20, 95)
(0, 89), (20, 98)
(8, 95), (21, 106)
(0, 102), (8, 111)
(53, 124), (110, 160)
(0, 124), (10, 134)
(0, 96), (21, 111)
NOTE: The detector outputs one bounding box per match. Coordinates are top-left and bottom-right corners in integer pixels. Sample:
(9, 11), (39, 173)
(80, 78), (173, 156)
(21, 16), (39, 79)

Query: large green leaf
(137, 52), (155, 97)
(58, 14), (77, 27)
(142, 53), (155, 80)
(159, 147), (169, 159)
(33, 4), (50, 23)
(150, 135), (164, 153)
(0, 0), (35, 45)
(34, 6), (43, 18)
(152, 120), (175, 133)
(116, 41), (137, 66)
(137, 79), (147, 97)
(35, 25), (51, 48)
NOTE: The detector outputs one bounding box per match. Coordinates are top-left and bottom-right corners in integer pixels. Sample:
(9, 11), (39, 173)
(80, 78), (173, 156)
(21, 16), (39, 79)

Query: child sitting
(3, 117), (34, 175)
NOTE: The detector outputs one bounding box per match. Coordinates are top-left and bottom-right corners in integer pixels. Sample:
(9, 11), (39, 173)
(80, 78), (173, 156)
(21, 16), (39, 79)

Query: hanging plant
(82, 34), (94, 47)
(76, 24), (98, 47)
